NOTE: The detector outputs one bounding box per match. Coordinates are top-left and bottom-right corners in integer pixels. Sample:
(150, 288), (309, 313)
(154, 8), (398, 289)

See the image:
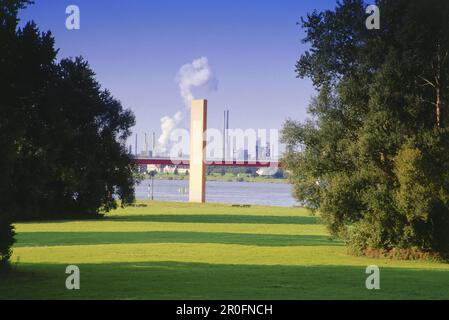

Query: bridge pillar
(189, 99), (207, 203)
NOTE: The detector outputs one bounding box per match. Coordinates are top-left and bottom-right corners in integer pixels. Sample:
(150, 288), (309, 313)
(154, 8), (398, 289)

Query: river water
(135, 179), (298, 207)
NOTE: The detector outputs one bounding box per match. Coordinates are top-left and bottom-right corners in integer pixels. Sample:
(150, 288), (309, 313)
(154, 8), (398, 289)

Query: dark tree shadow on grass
(15, 231), (341, 247)
(1, 261), (448, 300)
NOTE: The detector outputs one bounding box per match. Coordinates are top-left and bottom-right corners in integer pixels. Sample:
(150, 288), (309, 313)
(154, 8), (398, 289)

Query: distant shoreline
(140, 174), (288, 184)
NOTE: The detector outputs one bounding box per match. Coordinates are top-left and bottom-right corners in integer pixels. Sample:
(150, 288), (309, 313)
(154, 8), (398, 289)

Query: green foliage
(393, 130), (449, 253)
(0, 215), (15, 267)
(0, 1), (136, 263)
(282, 0), (449, 256)
(208, 166), (257, 176)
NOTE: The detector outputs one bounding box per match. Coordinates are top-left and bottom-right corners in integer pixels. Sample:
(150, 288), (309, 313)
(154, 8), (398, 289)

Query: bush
(393, 132), (449, 253)
(0, 216), (16, 267)
(361, 247), (442, 262)
(281, 0), (449, 258)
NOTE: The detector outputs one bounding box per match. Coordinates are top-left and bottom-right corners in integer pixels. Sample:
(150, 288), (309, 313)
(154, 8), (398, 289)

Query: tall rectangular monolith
(189, 99), (207, 203)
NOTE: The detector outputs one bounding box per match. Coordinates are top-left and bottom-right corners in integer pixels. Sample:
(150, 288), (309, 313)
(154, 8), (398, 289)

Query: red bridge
(135, 157), (281, 168)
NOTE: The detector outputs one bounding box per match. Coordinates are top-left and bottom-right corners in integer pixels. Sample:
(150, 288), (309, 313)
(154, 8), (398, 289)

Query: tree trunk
(436, 85), (441, 127)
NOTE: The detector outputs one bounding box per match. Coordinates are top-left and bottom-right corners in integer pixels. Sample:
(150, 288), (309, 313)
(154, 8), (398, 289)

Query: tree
(0, 215), (15, 267)
(0, 0), (34, 266)
(282, 0), (449, 257)
(0, 0), (136, 265)
(37, 57), (136, 217)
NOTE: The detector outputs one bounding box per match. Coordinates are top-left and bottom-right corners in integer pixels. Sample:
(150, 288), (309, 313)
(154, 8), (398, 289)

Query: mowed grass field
(1, 201), (449, 299)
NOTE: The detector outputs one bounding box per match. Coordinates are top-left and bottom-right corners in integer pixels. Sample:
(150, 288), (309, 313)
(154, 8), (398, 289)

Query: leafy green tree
(0, 215), (15, 267)
(38, 57), (136, 217)
(0, 0), (136, 265)
(282, 0), (449, 256)
(0, 0), (34, 266)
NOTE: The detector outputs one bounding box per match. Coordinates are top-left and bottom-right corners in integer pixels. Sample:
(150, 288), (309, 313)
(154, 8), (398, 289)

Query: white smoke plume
(157, 111), (183, 153)
(157, 57), (216, 154)
(176, 56), (216, 108)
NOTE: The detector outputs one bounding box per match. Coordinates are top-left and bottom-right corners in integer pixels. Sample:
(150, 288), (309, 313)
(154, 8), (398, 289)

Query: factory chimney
(226, 110), (229, 161)
(152, 132), (156, 157)
(222, 110), (226, 162)
(222, 109), (230, 162)
(145, 133), (148, 156)
(135, 133), (138, 156)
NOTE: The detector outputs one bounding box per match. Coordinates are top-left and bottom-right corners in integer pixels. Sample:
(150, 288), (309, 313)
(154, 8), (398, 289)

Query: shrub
(361, 247), (442, 262)
(282, 0), (449, 258)
(0, 216), (16, 267)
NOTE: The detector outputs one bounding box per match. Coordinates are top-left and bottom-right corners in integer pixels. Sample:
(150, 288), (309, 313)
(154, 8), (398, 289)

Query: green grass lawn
(1, 201), (449, 299)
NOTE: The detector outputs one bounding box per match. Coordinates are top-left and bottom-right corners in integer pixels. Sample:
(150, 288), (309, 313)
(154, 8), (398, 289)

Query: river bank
(141, 172), (288, 184)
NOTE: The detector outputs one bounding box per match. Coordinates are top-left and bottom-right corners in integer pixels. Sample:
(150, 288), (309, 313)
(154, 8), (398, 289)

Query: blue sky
(19, 0), (337, 150)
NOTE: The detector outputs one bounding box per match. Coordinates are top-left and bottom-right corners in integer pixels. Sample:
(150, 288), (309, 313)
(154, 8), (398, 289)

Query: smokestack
(226, 110), (229, 161)
(152, 132), (156, 156)
(135, 133), (138, 156)
(256, 136), (259, 161)
(145, 133), (148, 156)
(223, 110), (226, 162)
